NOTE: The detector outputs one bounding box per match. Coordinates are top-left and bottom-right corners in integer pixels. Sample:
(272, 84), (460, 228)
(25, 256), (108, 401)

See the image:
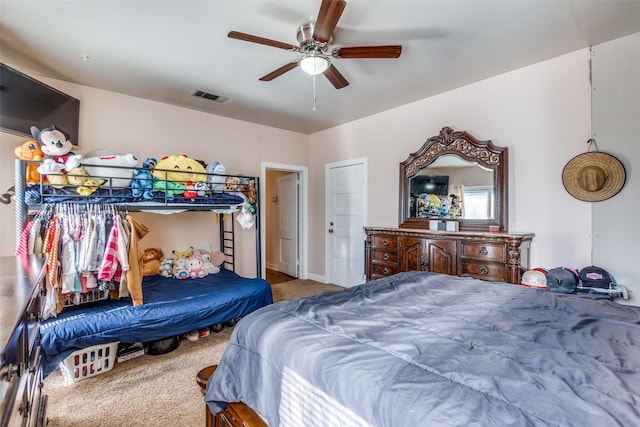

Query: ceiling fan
(228, 0), (402, 89)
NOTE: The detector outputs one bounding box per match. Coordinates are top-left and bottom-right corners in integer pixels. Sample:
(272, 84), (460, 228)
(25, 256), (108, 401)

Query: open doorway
(261, 162), (308, 281)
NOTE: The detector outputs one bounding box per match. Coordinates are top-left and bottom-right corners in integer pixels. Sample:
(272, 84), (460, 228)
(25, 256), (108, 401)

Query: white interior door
(326, 160), (366, 287)
(277, 173), (299, 277)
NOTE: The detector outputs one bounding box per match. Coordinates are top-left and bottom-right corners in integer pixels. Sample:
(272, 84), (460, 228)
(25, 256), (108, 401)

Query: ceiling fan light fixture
(300, 54), (330, 75)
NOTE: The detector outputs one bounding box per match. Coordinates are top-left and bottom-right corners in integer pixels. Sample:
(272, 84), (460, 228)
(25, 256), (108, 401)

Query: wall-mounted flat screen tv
(1, 63), (80, 146)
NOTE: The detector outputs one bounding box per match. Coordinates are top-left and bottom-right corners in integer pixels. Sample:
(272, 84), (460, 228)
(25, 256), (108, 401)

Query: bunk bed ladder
(219, 213), (235, 272)
(216, 177), (262, 277)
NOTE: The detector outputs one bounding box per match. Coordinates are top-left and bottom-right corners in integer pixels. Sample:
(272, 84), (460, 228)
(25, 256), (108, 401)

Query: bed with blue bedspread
(39, 269), (272, 377)
(206, 271), (640, 427)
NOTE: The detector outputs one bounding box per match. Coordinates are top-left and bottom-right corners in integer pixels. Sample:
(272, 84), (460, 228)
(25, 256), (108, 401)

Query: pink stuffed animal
(186, 256), (207, 278)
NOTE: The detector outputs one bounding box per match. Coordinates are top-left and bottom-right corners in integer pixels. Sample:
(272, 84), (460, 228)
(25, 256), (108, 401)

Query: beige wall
(4, 36), (638, 304)
(308, 49), (593, 278)
(0, 72), (308, 277)
(591, 33), (640, 304)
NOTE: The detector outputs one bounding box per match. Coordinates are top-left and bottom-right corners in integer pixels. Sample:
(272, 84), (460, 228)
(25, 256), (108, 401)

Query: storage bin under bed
(59, 342), (119, 383)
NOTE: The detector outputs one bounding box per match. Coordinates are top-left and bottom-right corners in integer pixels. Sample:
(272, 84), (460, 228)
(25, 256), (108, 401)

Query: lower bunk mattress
(39, 269), (273, 377)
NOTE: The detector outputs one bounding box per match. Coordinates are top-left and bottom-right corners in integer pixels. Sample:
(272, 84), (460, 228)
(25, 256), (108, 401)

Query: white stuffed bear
(194, 250), (220, 274)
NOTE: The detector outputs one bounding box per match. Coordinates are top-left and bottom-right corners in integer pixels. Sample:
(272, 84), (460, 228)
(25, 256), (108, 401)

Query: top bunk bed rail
(16, 159), (257, 211)
(14, 159), (262, 276)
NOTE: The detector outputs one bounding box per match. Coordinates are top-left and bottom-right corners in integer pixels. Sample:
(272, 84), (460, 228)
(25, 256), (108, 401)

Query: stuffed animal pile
(20, 127), (257, 227)
(27, 126), (142, 196)
(151, 246), (225, 280)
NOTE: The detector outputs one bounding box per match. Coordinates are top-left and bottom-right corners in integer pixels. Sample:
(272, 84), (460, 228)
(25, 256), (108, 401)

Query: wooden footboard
(198, 365), (267, 427)
(207, 401), (267, 427)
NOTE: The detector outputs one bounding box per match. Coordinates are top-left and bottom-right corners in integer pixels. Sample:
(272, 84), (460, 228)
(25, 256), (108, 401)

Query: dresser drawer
(371, 249), (398, 264)
(460, 260), (506, 282)
(371, 264), (398, 278)
(460, 242), (506, 262)
(365, 228), (532, 284)
(372, 235), (398, 249)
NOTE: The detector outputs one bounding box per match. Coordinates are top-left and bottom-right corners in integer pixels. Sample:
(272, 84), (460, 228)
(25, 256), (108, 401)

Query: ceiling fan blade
(324, 64), (349, 89)
(332, 45), (403, 59)
(259, 61), (299, 81)
(313, 0), (346, 43)
(228, 31), (298, 51)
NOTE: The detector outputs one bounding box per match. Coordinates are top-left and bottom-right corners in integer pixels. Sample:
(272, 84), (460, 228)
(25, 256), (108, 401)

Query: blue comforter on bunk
(39, 269), (272, 376)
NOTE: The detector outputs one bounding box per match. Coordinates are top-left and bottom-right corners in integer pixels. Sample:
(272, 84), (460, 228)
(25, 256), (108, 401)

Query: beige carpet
(43, 279), (343, 426)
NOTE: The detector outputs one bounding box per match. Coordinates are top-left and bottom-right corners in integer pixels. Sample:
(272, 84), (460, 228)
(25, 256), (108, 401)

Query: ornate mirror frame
(399, 127), (508, 232)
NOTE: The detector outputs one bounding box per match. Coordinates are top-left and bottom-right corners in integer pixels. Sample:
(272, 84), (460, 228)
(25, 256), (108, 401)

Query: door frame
(261, 162), (308, 280)
(324, 157), (368, 285)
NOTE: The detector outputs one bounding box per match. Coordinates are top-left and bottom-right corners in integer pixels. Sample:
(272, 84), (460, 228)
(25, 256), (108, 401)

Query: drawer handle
(383, 267), (389, 275)
(383, 253), (390, 261)
(479, 246), (488, 256)
(480, 265), (489, 275)
(383, 239), (389, 246)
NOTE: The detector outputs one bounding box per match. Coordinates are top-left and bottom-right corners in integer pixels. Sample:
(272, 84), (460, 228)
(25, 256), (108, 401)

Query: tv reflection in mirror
(411, 175), (449, 196)
(409, 175), (450, 218)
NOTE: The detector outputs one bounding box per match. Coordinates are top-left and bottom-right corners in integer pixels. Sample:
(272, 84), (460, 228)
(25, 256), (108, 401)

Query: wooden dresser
(1, 255), (48, 427)
(365, 227), (533, 284)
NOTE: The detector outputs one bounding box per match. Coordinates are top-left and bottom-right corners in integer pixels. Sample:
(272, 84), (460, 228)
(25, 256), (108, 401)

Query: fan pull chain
(312, 72), (318, 111)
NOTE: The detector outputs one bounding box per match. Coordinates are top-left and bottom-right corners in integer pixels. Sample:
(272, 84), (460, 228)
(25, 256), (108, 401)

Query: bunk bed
(14, 159), (272, 377)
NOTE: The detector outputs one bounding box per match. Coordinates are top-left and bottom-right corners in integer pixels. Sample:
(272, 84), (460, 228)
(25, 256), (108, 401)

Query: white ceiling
(1, 1), (640, 135)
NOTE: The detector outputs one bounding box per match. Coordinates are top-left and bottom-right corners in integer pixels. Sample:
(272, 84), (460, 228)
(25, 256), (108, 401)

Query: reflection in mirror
(408, 155), (495, 220)
(399, 127), (508, 232)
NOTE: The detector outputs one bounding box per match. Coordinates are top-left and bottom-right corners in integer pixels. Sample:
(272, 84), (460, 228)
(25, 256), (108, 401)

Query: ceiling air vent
(192, 90), (229, 104)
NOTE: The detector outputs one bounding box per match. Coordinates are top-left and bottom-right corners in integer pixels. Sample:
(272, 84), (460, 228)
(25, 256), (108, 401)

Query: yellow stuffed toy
(152, 154), (208, 184)
(65, 166), (106, 196)
(172, 246), (193, 258)
(76, 178), (104, 196)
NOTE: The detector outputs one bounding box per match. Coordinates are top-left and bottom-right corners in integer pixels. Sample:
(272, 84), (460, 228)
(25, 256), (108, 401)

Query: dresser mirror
(399, 127), (508, 232)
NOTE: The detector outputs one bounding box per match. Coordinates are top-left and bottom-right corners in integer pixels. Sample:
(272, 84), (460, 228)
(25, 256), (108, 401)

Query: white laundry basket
(59, 342), (119, 383)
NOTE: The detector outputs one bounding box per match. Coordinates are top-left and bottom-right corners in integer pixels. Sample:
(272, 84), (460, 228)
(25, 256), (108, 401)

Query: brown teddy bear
(142, 248), (163, 276)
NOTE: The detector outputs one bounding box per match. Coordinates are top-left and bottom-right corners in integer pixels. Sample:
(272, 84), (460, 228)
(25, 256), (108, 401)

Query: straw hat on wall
(562, 152), (626, 202)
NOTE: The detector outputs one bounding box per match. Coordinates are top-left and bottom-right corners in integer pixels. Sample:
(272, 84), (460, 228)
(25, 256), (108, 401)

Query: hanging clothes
(125, 214), (149, 306)
(15, 219), (35, 256)
(22, 203), (145, 317)
(59, 215), (80, 294)
(117, 215), (132, 298)
(44, 216), (63, 316)
(98, 213), (129, 283)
